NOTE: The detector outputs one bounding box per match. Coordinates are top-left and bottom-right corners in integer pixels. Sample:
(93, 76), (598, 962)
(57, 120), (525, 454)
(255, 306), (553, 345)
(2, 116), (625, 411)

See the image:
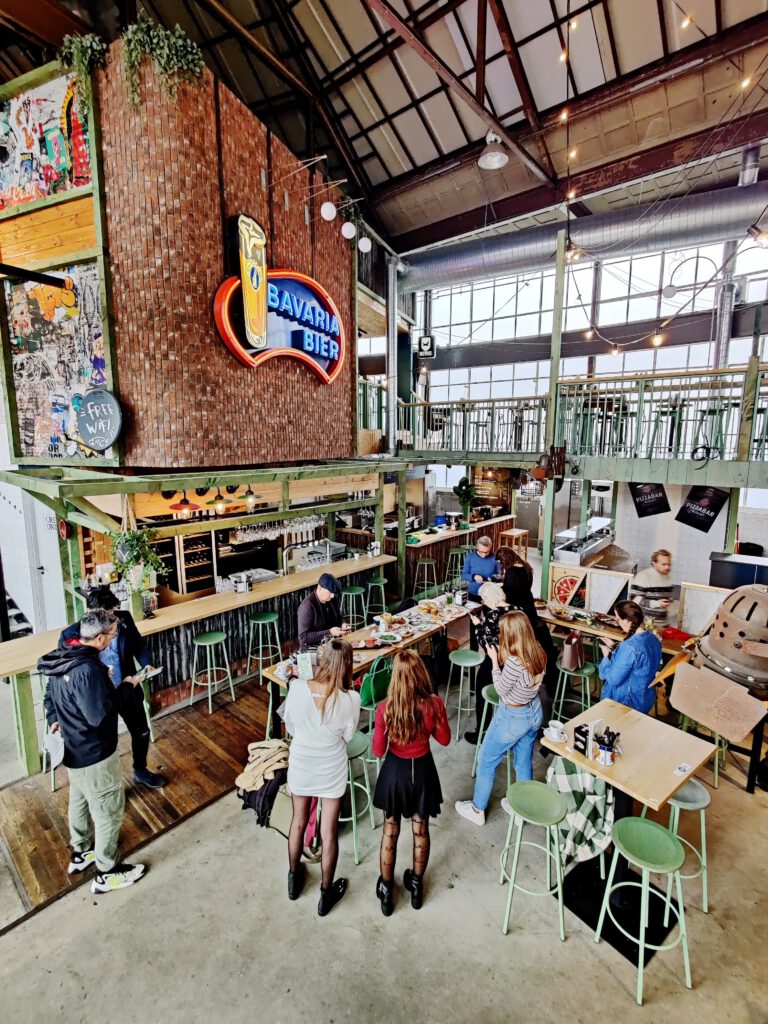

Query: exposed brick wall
(97, 45), (355, 468)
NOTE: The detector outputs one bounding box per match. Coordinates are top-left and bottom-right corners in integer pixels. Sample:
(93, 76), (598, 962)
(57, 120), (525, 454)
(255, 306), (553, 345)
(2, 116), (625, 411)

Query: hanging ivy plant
(110, 527), (167, 594)
(122, 12), (205, 108)
(57, 33), (108, 110)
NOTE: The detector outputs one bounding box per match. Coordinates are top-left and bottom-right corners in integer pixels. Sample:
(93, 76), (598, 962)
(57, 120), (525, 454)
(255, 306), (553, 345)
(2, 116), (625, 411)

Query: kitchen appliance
(473, 505), (494, 521)
(384, 514), (422, 535)
(446, 511), (462, 529)
(553, 517), (615, 567)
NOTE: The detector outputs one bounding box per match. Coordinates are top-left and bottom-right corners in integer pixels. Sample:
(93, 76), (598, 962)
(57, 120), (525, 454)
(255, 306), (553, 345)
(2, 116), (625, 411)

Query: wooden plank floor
(0, 678), (269, 912)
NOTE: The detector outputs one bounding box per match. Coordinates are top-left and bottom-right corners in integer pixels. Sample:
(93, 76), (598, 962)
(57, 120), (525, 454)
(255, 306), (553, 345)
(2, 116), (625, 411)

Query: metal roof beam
(366, 0), (554, 184)
(0, 0), (90, 47)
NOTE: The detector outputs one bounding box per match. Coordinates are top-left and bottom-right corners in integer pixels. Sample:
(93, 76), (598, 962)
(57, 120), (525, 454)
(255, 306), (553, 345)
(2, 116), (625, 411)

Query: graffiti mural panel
(0, 72), (91, 211)
(5, 260), (112, 460)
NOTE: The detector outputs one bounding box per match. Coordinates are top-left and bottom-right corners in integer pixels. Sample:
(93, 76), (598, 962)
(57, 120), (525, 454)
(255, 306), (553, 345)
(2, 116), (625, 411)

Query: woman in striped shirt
(455, 611), (546, 826)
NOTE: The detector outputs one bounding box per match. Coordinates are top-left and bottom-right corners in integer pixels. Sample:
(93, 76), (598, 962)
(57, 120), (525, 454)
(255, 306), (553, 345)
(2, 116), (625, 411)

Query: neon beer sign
(214, 215), (345, 384)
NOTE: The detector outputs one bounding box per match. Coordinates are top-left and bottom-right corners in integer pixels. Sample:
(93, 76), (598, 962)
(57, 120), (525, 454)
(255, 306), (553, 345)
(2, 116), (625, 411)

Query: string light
(559, 50), (568, 63)
(568, 147), (577, 160)
(680, 15), (691, 29)
(741, 76), (752, 90)
(560, 108), (568, 122)
(747, 224), (768, 248)
(585, 328), (594, 340)
(611, 346), (620, 357)
(570, 18), (578, 29)
(651, 333), (664, 347)
(567, 189), (576, 200)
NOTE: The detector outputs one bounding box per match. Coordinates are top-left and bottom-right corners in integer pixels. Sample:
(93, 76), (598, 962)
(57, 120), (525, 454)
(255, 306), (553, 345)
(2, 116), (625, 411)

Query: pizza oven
(697, 583), (768, 695)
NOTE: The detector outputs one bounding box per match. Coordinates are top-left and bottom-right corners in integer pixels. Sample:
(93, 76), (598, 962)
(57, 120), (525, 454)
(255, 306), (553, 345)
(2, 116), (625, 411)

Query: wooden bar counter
(1, 554), (395, 777)
(338, 514), (516, 596)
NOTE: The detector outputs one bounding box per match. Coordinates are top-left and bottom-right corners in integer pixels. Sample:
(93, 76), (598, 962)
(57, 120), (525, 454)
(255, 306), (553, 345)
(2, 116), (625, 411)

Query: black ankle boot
(403, 869), (424, 910)
(318, 877), (348, 917)
(376, 875), (394, 917)
(287, 863), (305, 901)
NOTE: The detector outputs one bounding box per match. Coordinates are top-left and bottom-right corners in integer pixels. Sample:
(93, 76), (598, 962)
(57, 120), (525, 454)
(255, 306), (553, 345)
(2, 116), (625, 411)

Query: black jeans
(117, 684), (151, 773)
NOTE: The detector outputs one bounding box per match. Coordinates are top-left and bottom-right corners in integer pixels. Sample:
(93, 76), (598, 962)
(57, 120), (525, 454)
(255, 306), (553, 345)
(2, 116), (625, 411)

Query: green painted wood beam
(66, 497), (121, 534)
(725, 488), (740, 553)
(152, 498), (379, 540)
(11, 672), (40, 777)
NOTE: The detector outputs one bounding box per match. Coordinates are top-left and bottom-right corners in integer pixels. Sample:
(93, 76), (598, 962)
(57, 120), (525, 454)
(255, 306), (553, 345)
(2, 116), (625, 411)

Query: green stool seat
(365, 576), (388, 622)
(246, 611), (282, 736)
(499, 781), (568, 940)
(553, 660), (597, 721)
(679, 716), (727, 788)
(670, 778), (710, 812)
(413, 558), (438, 598)
(445, 649), (484, 741)
(190, 630), (235, 715)
(338, 729), (376, 864)
(341, 586), (366, 630)
(595, 816), (692, 1005)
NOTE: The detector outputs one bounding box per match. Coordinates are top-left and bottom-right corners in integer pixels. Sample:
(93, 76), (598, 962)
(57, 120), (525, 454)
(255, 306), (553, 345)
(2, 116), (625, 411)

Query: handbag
(561, 631), (585, 671)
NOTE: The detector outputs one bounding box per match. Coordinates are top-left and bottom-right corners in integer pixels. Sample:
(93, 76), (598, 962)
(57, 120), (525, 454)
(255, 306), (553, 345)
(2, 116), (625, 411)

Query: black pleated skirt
(373, 749), (444, 820)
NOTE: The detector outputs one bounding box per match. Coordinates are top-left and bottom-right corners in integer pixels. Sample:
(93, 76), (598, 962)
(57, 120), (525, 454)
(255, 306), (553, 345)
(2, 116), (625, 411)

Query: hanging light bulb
(741, 76), (752, 90)
(651, 333), (664, 347)
(565, 240), (581, 263)
(358, 236), (372, 253)
(681, 15), (692, 29)
(585, 328), (595, 340)
(568, 147), (577, 160)
(747, 224), (768, 248)
(567, 189), (576, 200)
(341, 221), (357, 239)
(244, 485), (260, 511)
(570, 18), (578, 29)
(559, 108), (568, 122)
(611, 346), (620, 357)
(206, 489), (232, 514)
(169, 490), (200, 518)
(320, 201), (337, 221)
(559, 49), (568, 62)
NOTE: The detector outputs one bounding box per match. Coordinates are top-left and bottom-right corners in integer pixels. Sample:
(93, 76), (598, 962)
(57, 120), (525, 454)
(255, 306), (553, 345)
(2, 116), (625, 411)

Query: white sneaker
(500, 798), (513, 817)
(455, 800), (485, 826)
(67, 848), (96, 874)
(90, 862), (146, 893)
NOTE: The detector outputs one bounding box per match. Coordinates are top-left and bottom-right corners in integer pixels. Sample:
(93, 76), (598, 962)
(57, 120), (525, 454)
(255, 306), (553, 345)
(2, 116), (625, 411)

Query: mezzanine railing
(357, 378), (387, 433)
(396, 396), (547, 454)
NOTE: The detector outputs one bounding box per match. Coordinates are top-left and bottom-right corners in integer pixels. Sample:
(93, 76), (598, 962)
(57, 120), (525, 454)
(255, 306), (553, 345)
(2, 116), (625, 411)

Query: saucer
(544, 728), (566, 742)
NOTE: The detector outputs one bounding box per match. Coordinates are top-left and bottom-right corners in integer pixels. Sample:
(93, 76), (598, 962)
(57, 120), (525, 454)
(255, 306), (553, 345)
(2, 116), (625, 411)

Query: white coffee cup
(547, 720), (566, 741)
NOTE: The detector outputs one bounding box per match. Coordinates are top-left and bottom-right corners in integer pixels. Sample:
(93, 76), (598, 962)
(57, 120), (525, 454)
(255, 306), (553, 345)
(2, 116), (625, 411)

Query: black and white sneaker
(67, 848), (96, 875)
(90, 862), (146, 894)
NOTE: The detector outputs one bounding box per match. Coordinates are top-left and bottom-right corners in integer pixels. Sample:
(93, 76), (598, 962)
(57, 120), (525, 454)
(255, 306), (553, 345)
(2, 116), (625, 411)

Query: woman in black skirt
(371, 650), (450, 915)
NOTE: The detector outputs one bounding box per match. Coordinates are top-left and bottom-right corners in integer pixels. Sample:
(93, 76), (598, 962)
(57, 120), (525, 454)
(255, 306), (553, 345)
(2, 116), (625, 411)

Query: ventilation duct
(398, 180), (768, 294)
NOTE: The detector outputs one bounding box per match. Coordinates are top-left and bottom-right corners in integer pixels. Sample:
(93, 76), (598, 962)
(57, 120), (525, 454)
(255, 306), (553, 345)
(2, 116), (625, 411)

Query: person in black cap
(297, 573), (348, 651)
(60, 586), (167, 789)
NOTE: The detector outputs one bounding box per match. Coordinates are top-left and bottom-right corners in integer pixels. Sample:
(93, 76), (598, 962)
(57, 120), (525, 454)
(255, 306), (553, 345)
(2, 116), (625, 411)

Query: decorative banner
(675, 485), (729, 533)
(76, 388), (122, 452)
(628, 482), (671, 518)
(214, 214), (345, 384)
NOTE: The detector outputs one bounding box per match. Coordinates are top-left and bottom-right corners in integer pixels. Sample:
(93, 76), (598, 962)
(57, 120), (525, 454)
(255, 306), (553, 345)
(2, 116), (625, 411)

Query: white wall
(614, 483), (728, 585)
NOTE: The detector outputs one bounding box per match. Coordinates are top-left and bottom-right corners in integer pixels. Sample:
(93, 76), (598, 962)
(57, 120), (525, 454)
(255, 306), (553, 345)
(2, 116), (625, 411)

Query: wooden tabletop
(263, 599), (472, 686)
(402, 514), (516, 549)
(541, 699), (715, 811)
(539, 609), (686, 658)
(0, 554), (396, 679)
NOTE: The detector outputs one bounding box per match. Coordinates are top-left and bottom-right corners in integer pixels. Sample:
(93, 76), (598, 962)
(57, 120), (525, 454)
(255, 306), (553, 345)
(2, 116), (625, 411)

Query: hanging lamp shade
(206, 489), (232, 507)
(341, 220), (357, 239)
(477, 131), (509, 171)
(358, 236), (372, 253)
(320, 201), (337, 221)
(169, 490), (200, 519)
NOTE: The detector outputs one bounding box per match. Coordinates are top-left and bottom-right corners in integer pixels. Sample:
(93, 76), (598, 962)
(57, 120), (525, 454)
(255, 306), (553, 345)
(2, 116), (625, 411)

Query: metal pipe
(386, 255), (399, 454)
(399, 180), (768, 293)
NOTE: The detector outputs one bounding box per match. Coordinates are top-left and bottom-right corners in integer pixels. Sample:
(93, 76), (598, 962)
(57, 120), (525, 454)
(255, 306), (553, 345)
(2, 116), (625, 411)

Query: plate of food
(534, 598), (548, 610)
(417, 600), (441, 615)
(372, 631), (402, 645)
(354, 638), (387, 650)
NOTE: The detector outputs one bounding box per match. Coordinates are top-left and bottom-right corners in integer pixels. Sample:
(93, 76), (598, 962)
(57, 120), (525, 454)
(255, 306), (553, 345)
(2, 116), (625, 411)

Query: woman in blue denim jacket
(598, 600), (662, 714)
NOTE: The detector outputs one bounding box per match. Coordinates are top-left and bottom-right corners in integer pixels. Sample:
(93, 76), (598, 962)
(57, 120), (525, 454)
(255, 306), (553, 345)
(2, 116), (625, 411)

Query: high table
(541, 699), (715, 811)
(0, 553), (396, 777)
(539, 609), (688, 659)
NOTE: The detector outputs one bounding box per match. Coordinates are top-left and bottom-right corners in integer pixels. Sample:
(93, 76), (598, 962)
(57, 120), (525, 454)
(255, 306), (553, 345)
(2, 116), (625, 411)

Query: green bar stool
(413, 558), (438, 598)
(445, 548), (464, 588)
(662, 778), (710, 920)
(471, 683), (512, 788)
(679, 716), (727, 788)
(445, 649), (484, 741)
(365, 576), (388, 621)
(339, 730), (376, 864)
(552, 660), (597, 721)
(190, 630), (235, 715)
(595, 816), (692, 1006)
(359, 655), (392, 769)
(499, 780), (568, 941)
(246, 610), (281, 678)
(341, 585), (366, 631)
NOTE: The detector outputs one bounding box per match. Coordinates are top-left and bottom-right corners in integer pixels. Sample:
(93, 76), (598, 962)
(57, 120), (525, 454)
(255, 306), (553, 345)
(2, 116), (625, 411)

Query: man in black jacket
(39, 609), (146, 894)
(60, 587), (167, 789)
(296, 573), (346, 650)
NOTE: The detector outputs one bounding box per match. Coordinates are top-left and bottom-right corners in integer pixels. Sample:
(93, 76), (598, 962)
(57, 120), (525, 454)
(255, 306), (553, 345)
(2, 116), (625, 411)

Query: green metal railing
(358, 378), (387, 433)
(396, 396), (547, 454)
(555, 368), (760, 461)
(752, 369), (768, 460)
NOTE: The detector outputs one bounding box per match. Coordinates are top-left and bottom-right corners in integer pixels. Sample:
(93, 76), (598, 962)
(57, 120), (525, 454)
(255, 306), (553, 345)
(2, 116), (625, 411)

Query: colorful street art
(5, 260), (111, 460)
(0, 73), (91, 211)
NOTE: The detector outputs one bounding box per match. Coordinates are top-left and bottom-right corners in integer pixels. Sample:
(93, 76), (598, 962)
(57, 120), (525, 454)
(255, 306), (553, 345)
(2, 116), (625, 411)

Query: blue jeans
(472, 697), (543, 811)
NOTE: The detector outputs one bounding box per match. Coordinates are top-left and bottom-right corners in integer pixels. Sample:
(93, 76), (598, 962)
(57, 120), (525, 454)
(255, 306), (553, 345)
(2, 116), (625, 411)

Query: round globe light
(341, 221), (357, 239)
(320, 201), (337, 221)
(358, 236), (372, 253)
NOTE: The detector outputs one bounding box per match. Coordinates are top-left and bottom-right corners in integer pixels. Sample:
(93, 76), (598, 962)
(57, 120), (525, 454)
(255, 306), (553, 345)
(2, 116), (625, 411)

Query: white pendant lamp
(477, 131), (509, 171)
(358, 236), (372, 253)
(341, 220), (357, 239)
(320, 200), (337, 221)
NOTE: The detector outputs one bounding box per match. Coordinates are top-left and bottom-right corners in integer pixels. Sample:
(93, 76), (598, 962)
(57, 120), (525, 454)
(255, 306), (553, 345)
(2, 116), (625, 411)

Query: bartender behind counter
(297, 573), (348, 650)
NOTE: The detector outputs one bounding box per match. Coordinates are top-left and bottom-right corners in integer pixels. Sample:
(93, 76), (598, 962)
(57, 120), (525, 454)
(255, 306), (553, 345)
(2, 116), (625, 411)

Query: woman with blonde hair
(371, 649), (450, 915)
(455, 611), (546, 826)
(283, 638), (360, 915)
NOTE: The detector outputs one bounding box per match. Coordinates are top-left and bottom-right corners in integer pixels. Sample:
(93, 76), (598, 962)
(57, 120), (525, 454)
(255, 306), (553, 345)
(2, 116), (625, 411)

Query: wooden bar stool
(190, 630), (235, 714)
(365, 576), (387, 621)
(499, 780), (567, 940)
(595, 817), (692, 1005)
(341, 586), (366, 630)
(413, 558), (438, 598)
(445, 649), (484, 740)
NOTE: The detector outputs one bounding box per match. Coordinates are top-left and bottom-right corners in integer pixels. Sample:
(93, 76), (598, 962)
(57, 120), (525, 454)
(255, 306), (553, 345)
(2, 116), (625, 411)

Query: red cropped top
(372, 695), (451, 759)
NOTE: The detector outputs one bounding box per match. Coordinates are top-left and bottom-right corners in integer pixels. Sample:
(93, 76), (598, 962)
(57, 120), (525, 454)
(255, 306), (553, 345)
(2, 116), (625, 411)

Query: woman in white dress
(284, 638), (360, 916)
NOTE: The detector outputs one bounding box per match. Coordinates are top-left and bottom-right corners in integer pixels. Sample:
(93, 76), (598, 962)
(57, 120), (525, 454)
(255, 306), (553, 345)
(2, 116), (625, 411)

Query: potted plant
(452, 476), (476, 524)
(110, 528), (166, 620)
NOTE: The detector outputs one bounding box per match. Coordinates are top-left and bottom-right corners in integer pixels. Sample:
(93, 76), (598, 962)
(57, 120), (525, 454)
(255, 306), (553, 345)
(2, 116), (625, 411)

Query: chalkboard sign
(77, 389), (122, 452)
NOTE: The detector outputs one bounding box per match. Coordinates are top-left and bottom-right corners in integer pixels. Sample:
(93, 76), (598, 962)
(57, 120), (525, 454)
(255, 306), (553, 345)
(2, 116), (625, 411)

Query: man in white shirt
(630, 549), (678, 627)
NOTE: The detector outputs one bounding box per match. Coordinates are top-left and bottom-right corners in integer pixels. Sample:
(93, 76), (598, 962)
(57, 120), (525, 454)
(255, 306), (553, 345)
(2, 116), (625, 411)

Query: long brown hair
(313, 638), (354, 720)
(496, 545), (534, 584)
(498, 611), (547, 676)
(384, 649), (434, 746)
(614, 600), (645, 639)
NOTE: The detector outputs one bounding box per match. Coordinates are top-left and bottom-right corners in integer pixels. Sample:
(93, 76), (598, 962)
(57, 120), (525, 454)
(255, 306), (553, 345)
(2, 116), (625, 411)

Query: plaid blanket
(546, 755), (615, 865)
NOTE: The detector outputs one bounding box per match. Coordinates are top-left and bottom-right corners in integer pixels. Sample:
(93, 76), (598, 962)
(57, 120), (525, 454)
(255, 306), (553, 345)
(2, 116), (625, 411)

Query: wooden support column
(11, 672), (40, 777)
(397, 467), (408, 600)
(540, 479), (556, 601)
(725, 489), (740, 553)
(326, 511), (337, 541)
(737, 353), (761, 461)
(579, 480), (591, 528)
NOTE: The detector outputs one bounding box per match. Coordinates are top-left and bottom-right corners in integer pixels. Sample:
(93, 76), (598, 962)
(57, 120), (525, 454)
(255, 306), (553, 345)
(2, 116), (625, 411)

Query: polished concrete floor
(1, 721), (766, 1024)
